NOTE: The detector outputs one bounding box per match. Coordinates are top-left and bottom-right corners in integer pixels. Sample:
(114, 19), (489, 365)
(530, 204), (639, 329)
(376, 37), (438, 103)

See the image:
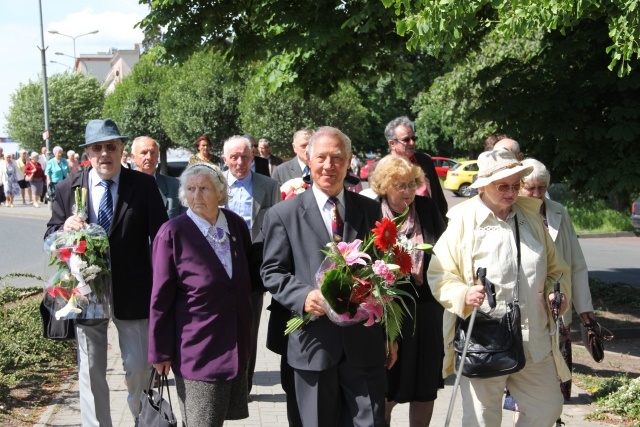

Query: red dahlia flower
(372, 218), (397, 250)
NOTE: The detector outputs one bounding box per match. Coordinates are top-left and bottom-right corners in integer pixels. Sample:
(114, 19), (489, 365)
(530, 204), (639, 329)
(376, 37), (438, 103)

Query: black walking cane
(444, 267), (495, 427)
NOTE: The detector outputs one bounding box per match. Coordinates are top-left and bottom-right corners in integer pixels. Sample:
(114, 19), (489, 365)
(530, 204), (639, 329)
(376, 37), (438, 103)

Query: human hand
(579, 311), (596, 325)
(63, 215), (85, 232)
(385, 341), (399, 370)
(548, 292), (568, 316)
(304, 289), (326, 317)
(465, 284), (486, 308)
(153, 361), (171, 376)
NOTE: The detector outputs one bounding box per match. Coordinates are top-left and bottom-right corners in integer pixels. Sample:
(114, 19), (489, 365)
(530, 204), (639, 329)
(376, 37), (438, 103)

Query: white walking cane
(444, 307), (477, 427)
(444, 267), (491, 427)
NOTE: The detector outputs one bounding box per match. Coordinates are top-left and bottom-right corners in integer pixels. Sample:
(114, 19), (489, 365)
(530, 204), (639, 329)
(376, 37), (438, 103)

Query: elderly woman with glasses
(149, 163), (253, 427)
(428, 148), (571, 426)
(369, 155), (446, 427)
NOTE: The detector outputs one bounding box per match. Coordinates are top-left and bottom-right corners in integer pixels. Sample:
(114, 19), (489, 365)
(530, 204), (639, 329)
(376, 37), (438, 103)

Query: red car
(431, 156), (459, 178)
(359, 159), (377, 181)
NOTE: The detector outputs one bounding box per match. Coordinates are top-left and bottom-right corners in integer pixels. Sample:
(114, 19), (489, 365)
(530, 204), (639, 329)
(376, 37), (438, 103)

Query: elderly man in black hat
(46, 118), (168, 426)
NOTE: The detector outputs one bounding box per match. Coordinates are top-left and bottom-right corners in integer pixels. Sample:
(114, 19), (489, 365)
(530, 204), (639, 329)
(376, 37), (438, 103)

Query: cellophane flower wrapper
(285, 209), (434, 343)
(280, 178), (309, 200)
(42, 189), (112, 321)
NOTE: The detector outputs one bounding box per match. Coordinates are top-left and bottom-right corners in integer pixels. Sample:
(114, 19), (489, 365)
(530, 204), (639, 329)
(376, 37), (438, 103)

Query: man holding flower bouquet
(46, 118), (168, 427)
(261, 126), (396, 427)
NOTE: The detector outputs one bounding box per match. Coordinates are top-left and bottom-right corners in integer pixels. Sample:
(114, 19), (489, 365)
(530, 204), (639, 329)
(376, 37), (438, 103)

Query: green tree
(138, 0), (416, 96)
(103, 57), (173, 167)
(238, 82), (369, 157)
(385, 0), (640, 77)
(6, 72), (104, 153)
(158, 49), (242, 153)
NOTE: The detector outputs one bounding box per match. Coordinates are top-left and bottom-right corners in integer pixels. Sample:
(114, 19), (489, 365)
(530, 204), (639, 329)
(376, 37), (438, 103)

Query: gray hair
(293, 128), (314, 146)
(521, 158), (551, 186)
(223, 135), (251, 156)
(67, 150), (75, 157)
(178, 163), (229, 207)
(258, 138), (270, 147)
(53, 146), (63, 155)
(307, 126), (352, 158)
(494, 138), (521, 155)
(384, 116), (414, 141)
(131, 136), (160, 154)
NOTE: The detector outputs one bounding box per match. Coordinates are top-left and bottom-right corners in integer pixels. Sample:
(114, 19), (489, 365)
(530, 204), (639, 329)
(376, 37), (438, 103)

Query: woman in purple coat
(149, 163), (253, 427)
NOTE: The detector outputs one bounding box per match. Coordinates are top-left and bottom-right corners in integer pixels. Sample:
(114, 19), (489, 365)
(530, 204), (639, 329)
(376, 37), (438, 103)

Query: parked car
(359, 159), (377, 181)
(443, 160), (479, 197)
(632, 197), (640, 228)
(431, 156), (459, 178)
(166, 159), (188, 178)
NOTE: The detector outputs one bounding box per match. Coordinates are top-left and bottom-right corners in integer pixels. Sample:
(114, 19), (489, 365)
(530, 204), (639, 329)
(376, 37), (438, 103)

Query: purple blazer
(149, 209), (253, 381)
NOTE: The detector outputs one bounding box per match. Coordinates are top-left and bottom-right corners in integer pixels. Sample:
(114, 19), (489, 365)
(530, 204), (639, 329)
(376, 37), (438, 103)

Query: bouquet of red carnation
(43, 187), (112, 320)
(285, 210), (433, 343)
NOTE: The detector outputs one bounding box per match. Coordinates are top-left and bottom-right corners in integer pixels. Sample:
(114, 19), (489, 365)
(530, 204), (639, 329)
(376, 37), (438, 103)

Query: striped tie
(327, 197), (343, 242)
(97, 180), (114, 233)
(302, 165), (310, 177)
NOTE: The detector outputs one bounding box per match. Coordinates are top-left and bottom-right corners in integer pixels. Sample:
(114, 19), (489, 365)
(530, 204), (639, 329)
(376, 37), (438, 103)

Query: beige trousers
(460, 353), (563, 426)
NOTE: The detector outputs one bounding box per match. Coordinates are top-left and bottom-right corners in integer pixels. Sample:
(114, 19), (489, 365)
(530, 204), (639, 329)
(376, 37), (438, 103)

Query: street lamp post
(50, 60), (72, 69)
(48, 29), (99, 71)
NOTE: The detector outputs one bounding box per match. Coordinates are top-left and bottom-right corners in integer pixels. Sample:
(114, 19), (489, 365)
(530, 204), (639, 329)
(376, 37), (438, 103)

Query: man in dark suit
(46, 119), (168, 426)
(261, 126), (397, 427)
(244, 134), (271, 177)
(270, 128), (314, 185)
(130, 136), (185, 219)
(258, 138), (283, 174)
(222, 135), (281, 394)
(383, 116), (448, 220)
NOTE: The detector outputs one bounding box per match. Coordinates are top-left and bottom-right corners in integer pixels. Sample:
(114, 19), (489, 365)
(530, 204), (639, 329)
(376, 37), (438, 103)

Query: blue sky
(0, 0), (149, 138)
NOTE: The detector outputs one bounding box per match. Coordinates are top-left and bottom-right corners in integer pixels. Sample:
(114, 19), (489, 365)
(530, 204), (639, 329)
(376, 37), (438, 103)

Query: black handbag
(139, 369), (178, 427)
(39, 300), (76, 340)
(454, 215), (526, 378)
(580, 321), (614, 363)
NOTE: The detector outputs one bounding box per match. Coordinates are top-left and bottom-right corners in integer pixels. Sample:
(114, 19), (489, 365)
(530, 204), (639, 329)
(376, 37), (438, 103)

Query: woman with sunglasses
(428, 148), (571, 426)
(368, 155), (446, 427)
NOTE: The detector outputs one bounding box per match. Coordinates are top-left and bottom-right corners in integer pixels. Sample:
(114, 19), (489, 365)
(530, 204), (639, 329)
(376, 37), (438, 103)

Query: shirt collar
(226, 170), (252, 188)
(475, 195), (517, 225)
(311, 185), (345, 209)
(90, 168), (121, 188)
(296, 157), (307, 174)
(187, 208), (229, 237)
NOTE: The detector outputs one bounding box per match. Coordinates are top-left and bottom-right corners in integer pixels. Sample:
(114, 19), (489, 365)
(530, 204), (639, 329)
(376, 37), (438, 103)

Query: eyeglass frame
(88, 142), (121, 153)
(393, 135), (418, 145)
(393, 181), (419, 192)
(492, 181), (524, 193)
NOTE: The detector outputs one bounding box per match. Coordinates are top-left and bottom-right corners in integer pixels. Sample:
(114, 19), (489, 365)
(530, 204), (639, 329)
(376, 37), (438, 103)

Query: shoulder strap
(514, 214), (521, 304)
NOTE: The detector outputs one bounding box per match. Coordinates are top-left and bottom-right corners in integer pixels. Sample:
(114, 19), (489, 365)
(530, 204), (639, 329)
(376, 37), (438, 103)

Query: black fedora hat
(80, 118), (129, 147)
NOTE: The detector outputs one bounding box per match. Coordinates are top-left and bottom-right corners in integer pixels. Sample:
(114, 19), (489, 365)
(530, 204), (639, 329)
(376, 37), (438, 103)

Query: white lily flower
(69, 254), (88, 288)
(55, 294), (82, 319)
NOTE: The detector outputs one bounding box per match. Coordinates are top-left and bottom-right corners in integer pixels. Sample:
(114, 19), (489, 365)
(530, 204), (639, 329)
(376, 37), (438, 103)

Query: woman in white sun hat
(428, 147), (572, 426)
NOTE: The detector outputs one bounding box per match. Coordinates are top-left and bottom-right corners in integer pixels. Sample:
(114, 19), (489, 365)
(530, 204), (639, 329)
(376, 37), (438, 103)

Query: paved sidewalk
(35, 293), (618, 427)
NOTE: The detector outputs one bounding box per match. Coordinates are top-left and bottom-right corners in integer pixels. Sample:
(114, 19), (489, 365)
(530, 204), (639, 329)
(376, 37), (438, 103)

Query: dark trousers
(281, 355), (302, 427)
(293, 358), (386, 427)
(247, 290), (264, 393)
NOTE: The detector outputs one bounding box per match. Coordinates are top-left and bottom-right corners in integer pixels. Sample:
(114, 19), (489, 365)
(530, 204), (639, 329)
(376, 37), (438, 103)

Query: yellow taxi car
(443, 160), (479, 197)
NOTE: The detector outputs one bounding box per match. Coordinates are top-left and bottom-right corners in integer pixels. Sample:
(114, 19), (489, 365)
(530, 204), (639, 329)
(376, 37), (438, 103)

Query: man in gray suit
(130, 136), (184, 219)
(261, 126), (397, 427)
(270, 128), (314, 186)
(222, 135), (280, 393)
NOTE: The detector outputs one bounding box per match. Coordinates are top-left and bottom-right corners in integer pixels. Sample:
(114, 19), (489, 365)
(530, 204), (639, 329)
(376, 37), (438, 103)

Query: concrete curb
(577, 231), (637, 239)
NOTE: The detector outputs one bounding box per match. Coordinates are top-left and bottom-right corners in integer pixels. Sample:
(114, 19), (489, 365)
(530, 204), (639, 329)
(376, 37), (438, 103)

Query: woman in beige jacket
(428, 148), (571, 426)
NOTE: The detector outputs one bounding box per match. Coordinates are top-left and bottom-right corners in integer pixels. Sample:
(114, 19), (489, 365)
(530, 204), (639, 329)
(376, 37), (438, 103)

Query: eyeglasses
(493, 181), (524, 193)
(393, 136), (417, 144)
(393, 181), (418, 192)
(89, 143), (119, 153)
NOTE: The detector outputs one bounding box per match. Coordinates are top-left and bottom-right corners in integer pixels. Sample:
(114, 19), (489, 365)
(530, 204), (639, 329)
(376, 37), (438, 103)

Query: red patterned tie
(328, 197), (343, 242)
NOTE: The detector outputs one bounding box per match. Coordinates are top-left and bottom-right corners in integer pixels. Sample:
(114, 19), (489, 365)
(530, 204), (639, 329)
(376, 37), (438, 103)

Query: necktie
(97, 180), (114, 233)
(327, 197), (343, 242)
(302, 165), (310, 176)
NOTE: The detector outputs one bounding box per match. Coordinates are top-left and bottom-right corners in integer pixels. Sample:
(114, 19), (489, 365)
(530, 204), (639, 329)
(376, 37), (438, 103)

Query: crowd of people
(40, 115), (593, 427)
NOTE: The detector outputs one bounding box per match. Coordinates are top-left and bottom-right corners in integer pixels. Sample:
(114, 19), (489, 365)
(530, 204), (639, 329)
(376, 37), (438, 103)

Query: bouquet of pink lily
(285, 210), (433, 343)
(43, 187), (112, 320)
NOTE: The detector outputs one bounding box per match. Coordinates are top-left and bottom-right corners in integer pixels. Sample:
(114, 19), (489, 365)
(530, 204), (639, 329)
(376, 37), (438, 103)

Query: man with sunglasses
(46, 118), (168, 427)
(379, 116), (448, 220)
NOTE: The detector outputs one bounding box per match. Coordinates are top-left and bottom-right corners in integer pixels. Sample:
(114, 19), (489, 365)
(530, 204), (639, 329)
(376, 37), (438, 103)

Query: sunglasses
(493, 181), (524, 193)
(89, 143), (120, 153)
(393, 136), (418, 144)
(393, 181), (419, 192)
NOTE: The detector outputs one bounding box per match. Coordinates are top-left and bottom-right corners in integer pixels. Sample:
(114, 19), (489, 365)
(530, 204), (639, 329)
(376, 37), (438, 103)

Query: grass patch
(0, 284), (76, 425)
(549, 183), (635, 233)
(574, 373), (640, 423)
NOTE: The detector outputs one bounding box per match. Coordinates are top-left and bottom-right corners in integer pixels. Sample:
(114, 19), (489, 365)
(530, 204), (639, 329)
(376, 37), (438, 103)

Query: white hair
(178, 163), (228, 207)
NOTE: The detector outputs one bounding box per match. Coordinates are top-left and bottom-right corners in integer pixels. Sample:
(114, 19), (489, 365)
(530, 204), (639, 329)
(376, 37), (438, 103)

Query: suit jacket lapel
(545, 200), (562, 242)
(110, 168), (134, 237)
(300, 189), (332, 247)
(343, 191), (365, 242)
